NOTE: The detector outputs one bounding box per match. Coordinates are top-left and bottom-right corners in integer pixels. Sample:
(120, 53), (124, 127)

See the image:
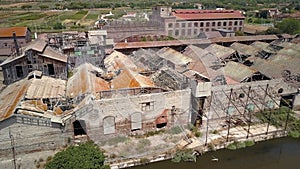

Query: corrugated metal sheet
(230, 42), (259, 56)
(111, 68), (155, 89)
(224, 61), (257, 82)
(0, 79), (30, 121)
(183, 45), (209, 77)
(205, 44), (235, 59)
(251, 54), (300, 79)
(157, 47), (193, 66)
(211, 35), (278, 43)
(105, 51), (138, 72)
(250, 41), (270, 50)
(67, 62), (110, 97)
(25, 76), (66, 99)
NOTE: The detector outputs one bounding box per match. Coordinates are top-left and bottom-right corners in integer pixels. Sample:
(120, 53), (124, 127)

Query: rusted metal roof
(67, 62), (110, 97)
(205, 44), (235, 59)
(230, 42), (259, 56)
(0, 27), (29, 37)
(25, 76), (66, 99)
(156, 47), (193, 66)
(172, 10), (245, 20)
(211, 35), (278, 43)
(114, 39), (211, 49)
(111, 68), (155, 89)
(0, 79), (30, 121)
(224, 61), (257, 82)
(105, 51), (138, 72)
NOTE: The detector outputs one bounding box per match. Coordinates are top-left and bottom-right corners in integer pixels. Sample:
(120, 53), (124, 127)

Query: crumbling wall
(69, 89), (191, 142)
(0, 123), (70, 157)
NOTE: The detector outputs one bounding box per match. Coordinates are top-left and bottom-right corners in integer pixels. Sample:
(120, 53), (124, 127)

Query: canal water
(131, 137), (300, 169)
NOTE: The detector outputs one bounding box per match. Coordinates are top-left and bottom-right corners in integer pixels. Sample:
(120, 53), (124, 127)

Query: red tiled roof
(0, 27), (29, 37)
(172, 10), (245, 20)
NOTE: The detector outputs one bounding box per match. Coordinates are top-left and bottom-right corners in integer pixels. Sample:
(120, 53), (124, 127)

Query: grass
(68, 10), (88, 20)
(85, 13), (99, 20)
(255, 106), (300, 138)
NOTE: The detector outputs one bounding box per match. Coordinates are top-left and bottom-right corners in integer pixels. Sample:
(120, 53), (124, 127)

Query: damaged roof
(111, 68), (155, 89)
(156, 47), (193, 66)
(223, 61), (257, 82)
(131, 48), (167, 71)
(251, 54), (300, 79)
(0, 39), (67, 66)
(67, 62), (109, 97)
(205, 44), (236, 59)
(26, 76), (66, 99)
(0, 79), (30, 121)
(105, 51), (139, 72)
(183, 45), (209, 77)
(230, 42), (259, 57)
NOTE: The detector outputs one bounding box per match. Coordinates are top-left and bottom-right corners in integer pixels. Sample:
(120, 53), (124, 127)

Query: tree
(39, 5), (49, 11)
(275, 18), (300, 35)
(53, 22), (65, 30)
(46, 141), (110, 169)
(21, 5), (32, 11)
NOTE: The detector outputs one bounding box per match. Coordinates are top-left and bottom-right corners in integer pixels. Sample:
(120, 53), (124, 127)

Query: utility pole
(9, 128), (17, 169)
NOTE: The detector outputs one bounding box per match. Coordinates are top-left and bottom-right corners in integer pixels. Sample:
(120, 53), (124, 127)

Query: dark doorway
(47, 64), (55, 75)
(73, 120), (87, 136)
(280, 95), (294, 108)
(156, 122), (167, 128)
(16, 66), (23, 78)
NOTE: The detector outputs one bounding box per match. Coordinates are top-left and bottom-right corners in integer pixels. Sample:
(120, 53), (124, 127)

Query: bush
(45, 141), (109, 169)
(245, 140), (255, 147)
(195, 131), (202, 137)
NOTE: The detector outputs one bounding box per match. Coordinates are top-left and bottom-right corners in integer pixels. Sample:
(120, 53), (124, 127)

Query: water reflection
(131, 137), (300, 169)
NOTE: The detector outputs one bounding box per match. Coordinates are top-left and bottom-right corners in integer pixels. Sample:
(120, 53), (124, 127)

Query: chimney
(13, 32), (20, 56)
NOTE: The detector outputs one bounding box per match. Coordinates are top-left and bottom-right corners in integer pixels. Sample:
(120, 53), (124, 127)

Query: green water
(131, 137), (300, 169)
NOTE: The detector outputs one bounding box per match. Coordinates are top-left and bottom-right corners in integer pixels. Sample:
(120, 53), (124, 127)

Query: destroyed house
(0, 39), (67, 85)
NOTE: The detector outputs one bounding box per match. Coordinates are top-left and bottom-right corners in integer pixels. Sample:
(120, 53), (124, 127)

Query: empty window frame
(141, 101), (154, 111)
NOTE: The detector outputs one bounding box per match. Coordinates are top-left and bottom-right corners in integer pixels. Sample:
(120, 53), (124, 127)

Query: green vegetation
(255, 106), (300, 138)
(107, 136), (129, 146)
(171, 149), (196, 163)
(45, 141), (109, 169)
(69, 10), (88, 20)
(86, 13), (99, 20)
(227, 140), (255, 150)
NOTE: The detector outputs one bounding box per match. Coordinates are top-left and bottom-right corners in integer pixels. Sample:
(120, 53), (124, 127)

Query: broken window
(73, 120), (87, 136)
(141, 101), (154, 111)
(103, 116), (116, 134)
(48, 64), (55, 75)
(16, 66), (23, 78)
